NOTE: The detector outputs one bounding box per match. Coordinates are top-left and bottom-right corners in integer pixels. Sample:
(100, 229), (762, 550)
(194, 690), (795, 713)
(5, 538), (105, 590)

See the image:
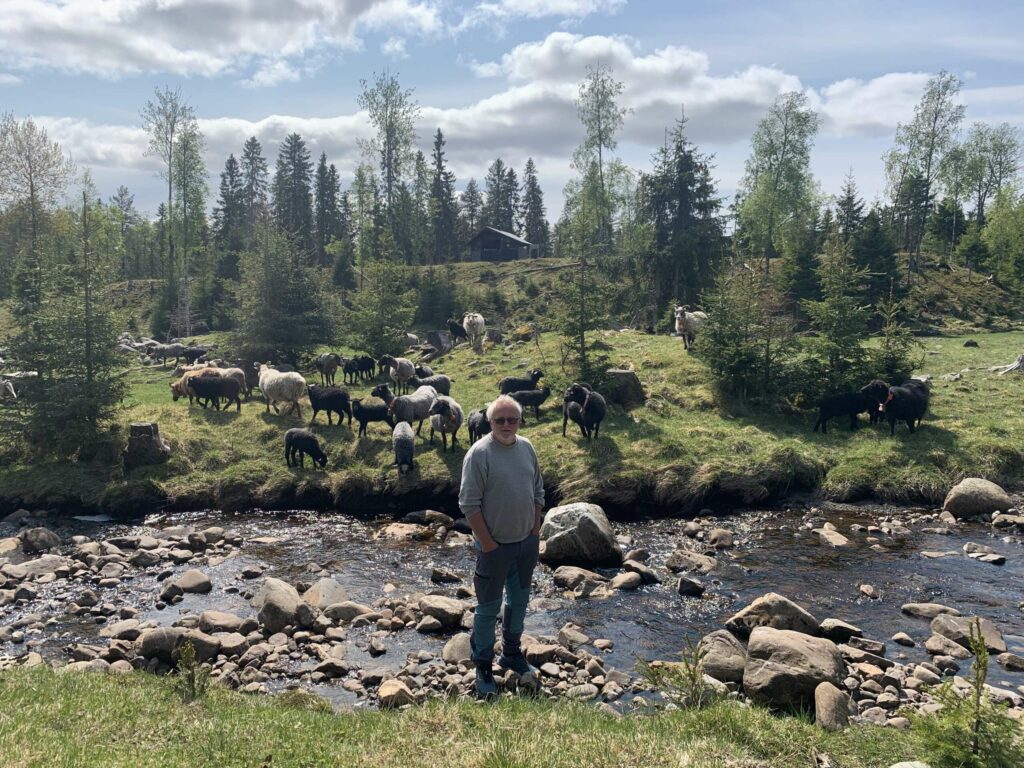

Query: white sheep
(378, 354), (416, 395)
(674, 305), (708, 351)
(462, 312), (486, 349)
(256, 363), (307, 418)
(428, 395), (464, 452)
(372, 383), (437, 435)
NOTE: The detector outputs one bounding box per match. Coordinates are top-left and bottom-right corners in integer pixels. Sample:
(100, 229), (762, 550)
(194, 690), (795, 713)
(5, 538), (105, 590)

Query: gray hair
(486, 395), (522, 421)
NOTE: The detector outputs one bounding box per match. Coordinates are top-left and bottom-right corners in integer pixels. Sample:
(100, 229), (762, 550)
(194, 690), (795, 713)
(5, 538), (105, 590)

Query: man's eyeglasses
(491, 416), (520, 425)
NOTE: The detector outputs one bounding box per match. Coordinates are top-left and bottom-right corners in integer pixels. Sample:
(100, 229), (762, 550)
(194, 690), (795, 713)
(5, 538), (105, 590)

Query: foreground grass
(0, 668), (917, 768)
(1, 324), (1023, 514)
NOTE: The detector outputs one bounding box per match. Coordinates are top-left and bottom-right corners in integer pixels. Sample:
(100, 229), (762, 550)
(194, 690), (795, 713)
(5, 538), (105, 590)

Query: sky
(2, 0), (1023, 221)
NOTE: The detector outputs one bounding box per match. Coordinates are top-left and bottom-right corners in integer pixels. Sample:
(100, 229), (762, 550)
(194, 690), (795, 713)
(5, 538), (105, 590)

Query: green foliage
(910, 619), (1024, 768)
(636, 634), (719, 710)
(415, 265), (459, 326)
(870, 292), (921, 384)
(342, 258), (416, 357)
(553, 257), (612, 385)
(982, 190), (1024, 290)
(778, 209), (821, 309)
(957, 221), (991, 277)
(851, 210), (899, 309)
(172, 639), (210, 704)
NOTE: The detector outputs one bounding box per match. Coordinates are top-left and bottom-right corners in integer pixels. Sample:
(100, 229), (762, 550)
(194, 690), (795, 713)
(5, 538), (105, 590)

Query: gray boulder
(135, 627), (187, 664)
(699, 629), (747, 683)
(552, 565), (607, 590)
(302, 577), (348, 609)
(418, 595), (465, 628)
(540, 502), (622, 568)
(742, 627), (846, 708)
(725, 592), (820, 639)
(603, 369), (645, 407)
(21, 527), (61, 553)
(815, 681), (851, 730)
(199, 610), (245, 634)
(252, 577), (315, 633)
(931, 614), (1006, 654)
(175, 569), (212, 594)
(943, 478), (1013, 520)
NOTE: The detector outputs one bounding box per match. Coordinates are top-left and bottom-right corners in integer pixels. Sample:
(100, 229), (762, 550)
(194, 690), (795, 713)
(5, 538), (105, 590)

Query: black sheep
(188, 375), (242, 412)
(447, 318), (469, 345)
(498, 368), (544, 395)
(351, 398), (395, 437)
(356, 355), (377, 380)
(884, 380), (930, 435)
(813, 391), (873, 434)
(414, 364), (434, 378)
(182, 346), (208, 365)
(860, 379), (890, 425)
(563, 399), (587, 438)
(467, 409), (492, 443)
(284, 428), (327, 469)
(408, 373), (452, 396)
(308, 384), (352, 426)
(564, 383), (607, 439)
(509, 385), (551, 423)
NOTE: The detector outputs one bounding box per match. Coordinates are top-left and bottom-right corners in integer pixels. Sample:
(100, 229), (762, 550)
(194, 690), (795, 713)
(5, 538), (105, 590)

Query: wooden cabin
(468, 227), (538, 262)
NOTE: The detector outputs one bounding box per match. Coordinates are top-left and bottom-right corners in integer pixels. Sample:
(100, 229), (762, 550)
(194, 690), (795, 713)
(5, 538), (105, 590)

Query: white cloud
(455, 0), (623, 33)
(382, 37), (408, 58)
(0, 73), (21, 85)
(242, 60), (303, 89)
(0, 0), (442, 80)
(814, 73), (932, 137)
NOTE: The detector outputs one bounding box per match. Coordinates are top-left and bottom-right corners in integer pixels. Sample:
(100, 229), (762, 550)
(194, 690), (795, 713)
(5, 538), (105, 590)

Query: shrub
(636, 634), (719, 710)
(172, 639), (210, 704)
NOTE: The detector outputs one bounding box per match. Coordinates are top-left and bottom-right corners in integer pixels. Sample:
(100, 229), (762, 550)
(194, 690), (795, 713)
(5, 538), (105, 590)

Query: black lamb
(284, 428), (327, 469)
(813, 379), (892, 433)
(447, 318), (469, 345)
(498, 368), (544, 395)
(467, 409), (492, 443)
(308, 384), (352, 426)
(408, 373), (452, 396)
(351, 398), (395, 437)
(860, 379), (890, 425)
(188, 375), (242, 412)
(414, 364), (434, 378)
(509, 385), (551, 423)
(564, 382), (607, 439)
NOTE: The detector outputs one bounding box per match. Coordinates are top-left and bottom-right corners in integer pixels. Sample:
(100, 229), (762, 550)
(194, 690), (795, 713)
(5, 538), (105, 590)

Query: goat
(463, 312), (486, 348)
(563, 383), (607, 438)
(393, 422), (416, 474)
(378, 355), (416, 395)
(372, 383), (437, 435)
(256, 363), (307, 418)
(315, 353), (344, 386)
(351, 398), (395, 437)
(674, 305), (708, 351)
(428, 396), (464, 452)
(407, 373), (452, 396)
(509, 385), (552, 424)
(284, 428), (327, 469)
(498, 368), (544, 395)
(308, 384), (352, 426)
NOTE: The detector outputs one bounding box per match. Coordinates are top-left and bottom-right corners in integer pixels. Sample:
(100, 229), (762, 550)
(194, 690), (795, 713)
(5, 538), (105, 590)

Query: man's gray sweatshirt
(458, 434), (545, 544)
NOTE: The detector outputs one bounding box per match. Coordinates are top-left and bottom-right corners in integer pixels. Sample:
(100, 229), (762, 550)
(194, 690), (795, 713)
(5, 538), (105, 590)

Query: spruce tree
(273, 133), (314, 260)
(481, 159), (508, 230)
(212, 154), (245, 278)
(852, 210), (899, 307)
(313, 152), (336, 267)
(239, 136), (269, 251)
(835, 171), (865, 242)
(430, 129), (459, 264)
(521, 158), (550, 257)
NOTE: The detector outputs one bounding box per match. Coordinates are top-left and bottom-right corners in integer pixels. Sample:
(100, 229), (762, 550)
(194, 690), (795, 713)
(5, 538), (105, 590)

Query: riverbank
(1, 329), (1022, 518)
(0, 667), (916, 768)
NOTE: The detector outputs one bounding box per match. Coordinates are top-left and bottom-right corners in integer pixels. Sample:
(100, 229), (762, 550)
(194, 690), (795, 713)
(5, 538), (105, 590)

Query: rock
(888, 763), (931, 768)
(943, 478), (1013, 520)
(430, 568), (461, 584)
(175, 569), (212, 594)
(622, 559), (660, 584)
(442, 632), (473, 664)
(676, 576), (705, 597)
(901, 603), (960, 620)
(0, 537), (20, 556)
(603, 369), (645, 407)
(859, 584), (880, 599)
(997, 652), (1024, 672)
(742, 627), (846, 708)
(665, 550), (716, 574)
(376, 523), (428, 541)
(418, 595), (465, 628)
(558, 623), (590, 649)
(707, 529), (734, 549)
(21, 527), (61, 553)
(566, 683), (600, 701)
(609, 572), (642, 591)
(130, 549), (161, 567)
(725, 592), (820, 639)
(301, 577), (348, 609)
(415, 615), (442, 633)
(378, 679), (415, 709)
(135, 627), (186, 664)
(184, 630), (221, 662)
(540, 503), (623, 568)
(815, 681), (851, 730)
(930, 615), (1006, 653)
(892, 632), (915, 647)
(814, 529), (850, 547)
(699, 629), (747, 684)
(323, 601), (375, 622)
(199, 610), (245, 634)
(969, 552), (1006, 565)
(819, 619), (862, 643)
(552, 566), (607, 590)
(100, 620), (142, 641)
(924, 634), (973, 660)
(16, 554), (67, 578)
(252, 577), (315, 634)
(123, 422), (172, 470)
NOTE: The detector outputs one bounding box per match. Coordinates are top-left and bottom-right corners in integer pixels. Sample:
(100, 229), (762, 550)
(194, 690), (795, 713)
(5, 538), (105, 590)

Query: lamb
(563, 383), (607, 438)
(351, 398), (395, 437)
(356, 355), (377, 381)
(308, 384), (352, 426)
(378, 354), (416, 394)
(428, 396), (464, 452)
(284, 428), (327, 469)
(342, 357), (362, 384)
(674, 305), (709, 351)
(446, 318), (469, 345)
(372, 383), (437, 434)
(466, 408), (492, 443)
(463, 312), (486, 348)
(860, 379), (890, 426)
(509, 385), (552, 424)
(256, 363), (307, 418)
(498, 368), (544, 395)
(392, 421), (416, 474)
(883, 379), (931, 435)
(315, 353), (344, 386)
(813, 391), (873, 433)
(188, 375), (243, 412)
(407, 373), (452, 396)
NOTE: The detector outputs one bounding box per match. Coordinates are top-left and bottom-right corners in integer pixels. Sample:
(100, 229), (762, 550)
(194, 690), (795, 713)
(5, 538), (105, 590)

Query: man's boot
(497, 635), (537, 677)
(475, 662), (497, 698)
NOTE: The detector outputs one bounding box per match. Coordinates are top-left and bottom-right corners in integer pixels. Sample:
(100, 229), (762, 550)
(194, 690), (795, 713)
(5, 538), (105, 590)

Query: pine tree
(273, 133), (315, 260)
(505, 167), (521, 235)
(212, 154), (245, 279)
(313, 152), (342, 267)
(835, 171), (865, 243)
(240, 136), (269, 251)
(779, 208), (821, 310)
(957, 221), (990, 280)
(521, 158), (550, 257)
(342, 250), (417, 357)
(429, 129), (459, 264)
(852, 210), (899, 307)
(481, 159), (508, 230)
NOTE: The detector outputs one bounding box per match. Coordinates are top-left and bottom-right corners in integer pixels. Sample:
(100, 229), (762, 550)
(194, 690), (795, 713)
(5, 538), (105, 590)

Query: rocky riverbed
(2, 486), (1024, 728)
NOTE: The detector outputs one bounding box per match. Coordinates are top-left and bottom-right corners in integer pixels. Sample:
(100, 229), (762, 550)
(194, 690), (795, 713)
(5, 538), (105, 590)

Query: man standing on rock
(459, 394), (545, 698)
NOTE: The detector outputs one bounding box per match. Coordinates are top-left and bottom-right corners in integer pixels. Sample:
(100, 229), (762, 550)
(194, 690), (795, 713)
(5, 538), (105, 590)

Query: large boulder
(251, 577), (315, 633)
(302, 577), (348, 609)
(418, 595), (465, 629)
(725, 593), (820, 639)
(21, 527), (61, 553)
(815, 681), (851, 731)
(603, 369), (645, 407)
(743, 627), (846, 708)
(378, 679), (416, 709)
(16, 554), (68, 579)
(540, 503), (622, 568)
(135, 627), (187, 664)
(442, 632), (472, 664)
(174, 569), (212, 594)
(930, 614), (1006, 654)
(552, 566), (607, 590)
(699, 629), (747, 684)
(943, 478), (1013, 520)
(199, 610), (245, 634)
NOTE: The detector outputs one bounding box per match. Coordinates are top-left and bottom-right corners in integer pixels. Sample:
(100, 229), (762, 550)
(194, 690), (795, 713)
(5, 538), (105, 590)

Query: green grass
(0, 667), (919, 767)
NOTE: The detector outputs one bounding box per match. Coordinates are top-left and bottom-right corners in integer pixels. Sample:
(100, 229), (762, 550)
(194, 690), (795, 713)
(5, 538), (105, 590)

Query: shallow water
(4, 503), (1023, 703)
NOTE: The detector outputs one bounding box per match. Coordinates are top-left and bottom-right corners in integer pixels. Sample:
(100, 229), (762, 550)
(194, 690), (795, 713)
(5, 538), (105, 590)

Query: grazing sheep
(149, 342), (186, 365)
(860, 379), (890, 425)
(509, 385), (552, 423)
(499, 368), (544, 395)
(342, 357), (361, 384)
(0, 380), (16, 402)
(308, 384), (352, 426)
(563, 383), (607, 439)
(467, 408), (492, 443)
(674, 305), (709, 351)
(372, 383), (437, 435)
(563, 399), (586, 437)
(188, 375), (243, 412)
(812, 379), (892, 433)
(378, 355), (416, 394)
(407, 373), (452, 396)
(392, 422), (416, 474)
(270, 363), (296, 373)
(284, 428), (327, 469)
(356, 355), (376, 381)
(351, 398), (395, 437)
(428, 396), (464, 452)
(315, 353), (344, 386)
(446, 318), (469, 345)
(171, 368), (223, 405)
(182, 346), (208, 365)
(883, 379), (931, 435)
(463, 312), (486, 348)
(256, 363), (307, 418)
(414, 364), (434, 378)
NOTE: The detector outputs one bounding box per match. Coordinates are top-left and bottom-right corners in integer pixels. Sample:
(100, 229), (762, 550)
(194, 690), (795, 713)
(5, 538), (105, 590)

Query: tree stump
(124, 422), (171, 471)
(604, 369), (645, 408)
(994, 354), (1024, 375)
